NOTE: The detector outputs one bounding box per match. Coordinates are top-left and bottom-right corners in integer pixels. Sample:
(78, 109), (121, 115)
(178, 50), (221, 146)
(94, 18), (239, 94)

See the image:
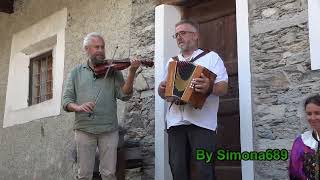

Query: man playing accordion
(158, 19), (228, 180)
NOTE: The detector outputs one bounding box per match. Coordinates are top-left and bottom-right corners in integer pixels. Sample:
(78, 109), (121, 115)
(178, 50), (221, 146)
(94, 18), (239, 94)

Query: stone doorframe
(154, 0), (253, 179)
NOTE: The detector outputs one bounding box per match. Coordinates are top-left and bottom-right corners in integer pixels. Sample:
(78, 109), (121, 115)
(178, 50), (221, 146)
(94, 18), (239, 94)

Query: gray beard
(91, 58), (105, 65)
(178, 41), (198, 52)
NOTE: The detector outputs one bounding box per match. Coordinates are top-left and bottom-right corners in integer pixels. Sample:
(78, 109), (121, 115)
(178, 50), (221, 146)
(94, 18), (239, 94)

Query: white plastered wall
(154, 4), (180, 180)
(3, 8), (67, 127)
(236, 0), (254, 179)
(154, 1), (254, 179)
(308, 0), (320, 70)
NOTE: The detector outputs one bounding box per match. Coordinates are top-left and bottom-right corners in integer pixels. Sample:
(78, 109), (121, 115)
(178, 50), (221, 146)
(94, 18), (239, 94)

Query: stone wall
(122, 0), (157, 179)
(0, 0), (157, 179)
(249, 0), (320, 179)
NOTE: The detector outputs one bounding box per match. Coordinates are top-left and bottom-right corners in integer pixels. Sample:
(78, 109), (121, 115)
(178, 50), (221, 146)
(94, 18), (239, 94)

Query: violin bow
(88, 46), (118, 117)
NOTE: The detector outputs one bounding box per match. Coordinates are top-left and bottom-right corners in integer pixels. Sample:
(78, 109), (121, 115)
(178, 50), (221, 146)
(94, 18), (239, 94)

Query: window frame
(28, 50), (53, 106)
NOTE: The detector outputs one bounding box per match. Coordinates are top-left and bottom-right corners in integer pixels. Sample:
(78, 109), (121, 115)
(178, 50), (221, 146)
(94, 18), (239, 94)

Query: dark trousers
(168, 124), (217, 180)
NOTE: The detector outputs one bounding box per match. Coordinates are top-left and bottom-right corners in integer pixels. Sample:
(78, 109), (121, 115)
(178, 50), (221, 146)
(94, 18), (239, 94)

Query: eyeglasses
(172, 31), (195, 39)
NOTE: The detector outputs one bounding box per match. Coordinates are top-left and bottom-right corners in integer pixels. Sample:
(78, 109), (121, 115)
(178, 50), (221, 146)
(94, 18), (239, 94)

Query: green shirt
(62, 63), (131, 134)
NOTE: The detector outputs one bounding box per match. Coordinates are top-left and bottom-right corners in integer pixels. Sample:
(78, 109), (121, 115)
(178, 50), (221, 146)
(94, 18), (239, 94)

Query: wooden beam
(0, 0), (14, 14)
(159, 0), (186, 5)
(159, 0), (212, 7)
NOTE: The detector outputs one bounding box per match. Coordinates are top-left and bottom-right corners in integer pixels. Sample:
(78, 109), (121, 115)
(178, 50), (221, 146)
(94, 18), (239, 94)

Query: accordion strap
(171, 49), (210, 63)
(190, 49), (210, 63)
(172, 56), (179, 61)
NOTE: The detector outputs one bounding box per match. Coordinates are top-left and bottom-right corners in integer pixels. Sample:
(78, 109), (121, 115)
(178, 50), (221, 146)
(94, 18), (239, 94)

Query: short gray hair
(175, 19), (199, 32)
(83, 32), (104, 49)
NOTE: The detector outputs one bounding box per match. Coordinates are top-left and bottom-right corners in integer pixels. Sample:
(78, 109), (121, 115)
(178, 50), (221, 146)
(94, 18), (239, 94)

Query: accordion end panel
(164, 61), (217, 109)
(187, 66), (217, 109)
(165, 61), (177, 98)
(182, 66), (207, 109)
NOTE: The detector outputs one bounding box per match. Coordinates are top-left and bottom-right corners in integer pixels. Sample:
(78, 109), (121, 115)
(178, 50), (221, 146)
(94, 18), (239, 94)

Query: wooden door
(182, 0), (241, 179)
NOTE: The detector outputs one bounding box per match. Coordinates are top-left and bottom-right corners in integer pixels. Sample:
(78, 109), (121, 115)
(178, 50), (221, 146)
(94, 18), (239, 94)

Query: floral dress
(289, 131), (320, 180)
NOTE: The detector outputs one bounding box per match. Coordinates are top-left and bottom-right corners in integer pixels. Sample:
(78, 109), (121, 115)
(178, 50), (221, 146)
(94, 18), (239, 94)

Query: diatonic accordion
(165, 61), (216, 109)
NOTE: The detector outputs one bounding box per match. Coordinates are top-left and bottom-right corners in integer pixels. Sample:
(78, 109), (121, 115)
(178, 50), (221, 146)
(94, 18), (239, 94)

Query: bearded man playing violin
(63, 32), (140, 180)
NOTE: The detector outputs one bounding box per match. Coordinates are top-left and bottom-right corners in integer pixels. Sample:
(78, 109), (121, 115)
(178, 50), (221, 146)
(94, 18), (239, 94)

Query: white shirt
(164, 49), (228, 131)
(301, 130), (318, 151)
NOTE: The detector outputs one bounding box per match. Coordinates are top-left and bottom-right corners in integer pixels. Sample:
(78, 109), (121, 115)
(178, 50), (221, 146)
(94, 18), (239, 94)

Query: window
(3, 8), (67, 128)
(28, 51), (53, 105)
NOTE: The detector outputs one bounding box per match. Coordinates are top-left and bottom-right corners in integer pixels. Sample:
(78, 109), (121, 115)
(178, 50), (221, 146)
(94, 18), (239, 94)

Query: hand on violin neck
(128, 58), (141, 73)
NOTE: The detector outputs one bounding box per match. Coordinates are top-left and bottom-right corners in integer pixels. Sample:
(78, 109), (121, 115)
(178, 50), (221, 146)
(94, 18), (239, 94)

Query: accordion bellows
(165, 61), (217, 109)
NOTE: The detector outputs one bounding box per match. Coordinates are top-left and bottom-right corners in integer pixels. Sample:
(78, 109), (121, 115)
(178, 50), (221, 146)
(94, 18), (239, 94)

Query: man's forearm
(122, 70), (136, 95)
(212, 81), (228, 96)
(66, 103), (80, 112)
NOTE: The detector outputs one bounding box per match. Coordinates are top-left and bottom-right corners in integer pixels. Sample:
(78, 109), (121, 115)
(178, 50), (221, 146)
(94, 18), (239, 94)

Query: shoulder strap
(171, 49), (210, 62)
(171, 56), (179, 61)
(189, 49), (210, 63)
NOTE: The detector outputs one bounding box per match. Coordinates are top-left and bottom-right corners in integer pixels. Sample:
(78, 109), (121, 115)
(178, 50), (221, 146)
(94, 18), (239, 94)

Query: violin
(92, 58), (154, 76)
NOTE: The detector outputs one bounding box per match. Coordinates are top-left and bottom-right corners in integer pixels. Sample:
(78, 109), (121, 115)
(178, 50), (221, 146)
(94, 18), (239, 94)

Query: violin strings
(96, 45), (118, 102)
(89, 46), (119, 117)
